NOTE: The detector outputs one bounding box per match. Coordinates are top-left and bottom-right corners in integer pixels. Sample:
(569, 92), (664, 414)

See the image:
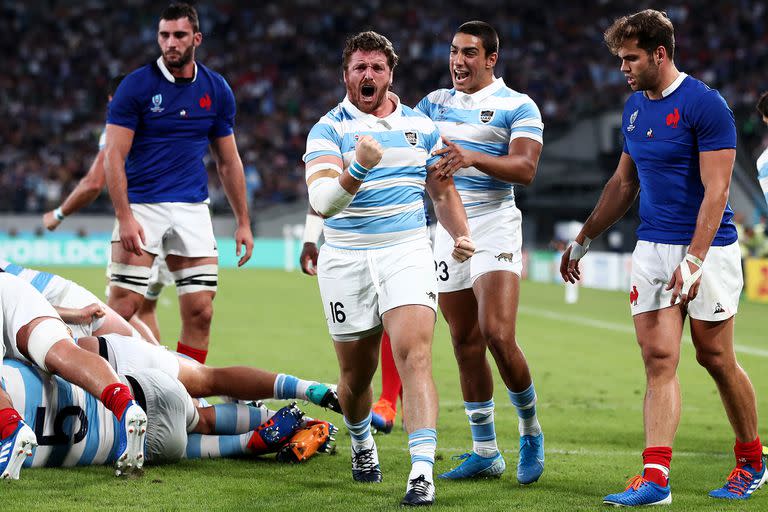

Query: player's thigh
(689, 315), (736, 362)
(382, 304), (437, 355)
(165, 202), (218, 259)
(111, 203), (169, 256)
(632, 306), (686, 365)
(438, 288), (480, 344)
(317, 245), (381, 339)
(686, 242), (742, 321)
(166, 254), (218, 301)
(473, 269), (521, 336)
(376, 239), (438, 323)
(106, 333), (180, 378)
(467, 206), (524, 285)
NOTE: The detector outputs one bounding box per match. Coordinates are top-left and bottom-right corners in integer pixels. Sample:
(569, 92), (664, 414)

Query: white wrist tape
(308, 177), (354, 217)
(53, 206), (66, 221)
(302, 214), (324, 244)
(569, 236), (592, 261)
(679, 253), (703, 296)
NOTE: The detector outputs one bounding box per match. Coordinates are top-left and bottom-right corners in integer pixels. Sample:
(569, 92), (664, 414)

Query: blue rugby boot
(0, 421), (37, 480)
(439, 451), (506, 479)
(603, 476), (672, 506)
(708, 458), (768, 500)
(517, 433), (544, 484)
(114, 401), (148, 477)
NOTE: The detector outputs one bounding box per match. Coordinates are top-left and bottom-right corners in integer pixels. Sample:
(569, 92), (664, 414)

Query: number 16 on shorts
(329, 302), (346, 323)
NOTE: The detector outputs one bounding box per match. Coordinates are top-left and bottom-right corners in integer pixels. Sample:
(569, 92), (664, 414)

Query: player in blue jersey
(756, 93), (768, 209)
(560, 10), (765, 506)
(103, 2), (253, 365)
(415, 21), (545, 484)
(303, 31), (475, 506)
(0, 271), (148, 478)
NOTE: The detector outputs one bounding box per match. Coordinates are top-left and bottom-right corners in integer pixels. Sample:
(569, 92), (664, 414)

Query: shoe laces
(352, 448), (378, 472)
(451, 452), (472, 462)
(723, 467), (753, 496)
(624, 475), (648, 491)
(407, 474), (432, 496)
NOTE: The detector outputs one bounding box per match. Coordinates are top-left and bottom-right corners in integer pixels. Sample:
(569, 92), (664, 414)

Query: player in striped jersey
(416, 21), (545, 484)
(756, 92), (768, 209)
(303, 31), (475, 506)
(0, 260), (156, 344)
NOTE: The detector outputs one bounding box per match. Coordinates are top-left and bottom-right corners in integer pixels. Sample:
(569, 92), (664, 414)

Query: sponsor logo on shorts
(713, 302), (725, 314)
(629, 285), (639, 306)
(495, 252), (514, 262)
(480, 110), (495, 124)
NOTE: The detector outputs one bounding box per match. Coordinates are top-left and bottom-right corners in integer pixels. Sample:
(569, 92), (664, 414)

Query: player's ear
(194, 31), (203, 48)
(486, 51), (498, 69)
(655, 46), (664, 65)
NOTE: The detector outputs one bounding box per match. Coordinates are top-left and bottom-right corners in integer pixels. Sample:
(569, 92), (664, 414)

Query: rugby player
(415, 21), (545, 483)
(561, 9), (765, 505)
(756, 92), (768, 209)
(303, 31), (474, 506)
(104, 2), (253, 364)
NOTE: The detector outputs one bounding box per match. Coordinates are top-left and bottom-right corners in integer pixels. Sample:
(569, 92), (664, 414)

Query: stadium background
(2, 1), (768, 509)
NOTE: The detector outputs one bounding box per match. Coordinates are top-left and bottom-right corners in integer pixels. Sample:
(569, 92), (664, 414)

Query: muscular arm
(425, 172), (474, 261)
(103, 124), (135, 223)
(210, 134), (254, 266)
(44, 151), (106, 230)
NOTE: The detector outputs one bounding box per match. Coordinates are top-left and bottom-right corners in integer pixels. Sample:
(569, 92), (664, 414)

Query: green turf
(3, 268), (767, 510)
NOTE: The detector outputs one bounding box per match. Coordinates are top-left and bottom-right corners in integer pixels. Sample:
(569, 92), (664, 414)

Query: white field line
(518, 306), (768, 358)
(392, 446), (729, 458)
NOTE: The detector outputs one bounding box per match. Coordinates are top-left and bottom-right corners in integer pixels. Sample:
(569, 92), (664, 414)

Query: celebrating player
(416, 21), (545, 483)
(561, 9), (765, 505)
(303, 31), (474, 506)
(756, 92), (768, 209)
(103, 2), (253, 364)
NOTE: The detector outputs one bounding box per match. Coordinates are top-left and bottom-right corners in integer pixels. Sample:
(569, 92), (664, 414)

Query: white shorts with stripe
(629, 241), (742, 321)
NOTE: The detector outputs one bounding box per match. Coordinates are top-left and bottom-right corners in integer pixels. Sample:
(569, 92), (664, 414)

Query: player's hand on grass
(300, 243), (319, 276)
(43, 211), (61, 231)
(431, 137), (475, 178)
(355, 135), (384, 170)
(235, 224), (254, 267)
(452, 235), (475, 262)
(118, 214), (146, 256)
(560, 238), (590, 283)
(666, 256), (702, 307)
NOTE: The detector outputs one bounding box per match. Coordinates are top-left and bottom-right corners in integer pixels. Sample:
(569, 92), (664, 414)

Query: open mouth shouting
(361, 82), (376, 100)
(453, 69), (470, 87)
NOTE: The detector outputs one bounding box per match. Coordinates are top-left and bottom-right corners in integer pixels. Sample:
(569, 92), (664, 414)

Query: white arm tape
(27, 318), (74, 372)
(302, 213), (324, 244)
(569, 235), (592, 261)
(679, 254), (703, 296)
(305, 162), (343, 181)
(308, 177), (354, 217)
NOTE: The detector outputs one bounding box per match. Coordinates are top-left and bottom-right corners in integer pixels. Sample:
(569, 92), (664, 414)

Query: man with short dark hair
(104, 2), (253, 364)
(562, 9), (765, 506)
(755, 92), (768, 209)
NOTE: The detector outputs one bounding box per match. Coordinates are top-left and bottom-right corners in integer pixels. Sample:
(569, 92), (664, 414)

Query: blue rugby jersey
(622, 73), (737, 245)
(1, 358), (119, 467)
(757, 146), (768, 209)
(107, 58), (236, 204)
(303, 94), (442, 249)
(0, 260), (69, 303)
(416, 78), (543, 218)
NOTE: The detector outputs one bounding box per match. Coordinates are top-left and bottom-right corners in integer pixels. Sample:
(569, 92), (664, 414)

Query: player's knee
(186, 300), (214, 329)
(641, 346), (677, 376)
(397, 348), (432, 378)
(173, 264), (218, 296)
(108, 263), (152, 311)
(695, 348), (729, 376)
(18, 317), (74, 372)
(452, 340), (486, 365)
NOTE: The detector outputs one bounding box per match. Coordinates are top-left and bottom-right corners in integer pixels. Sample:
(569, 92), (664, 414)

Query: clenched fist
(452, 235), (475, 262)
(355, 135), (384, 170)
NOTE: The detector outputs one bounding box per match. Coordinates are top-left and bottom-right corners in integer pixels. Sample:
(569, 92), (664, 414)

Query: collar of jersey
(341, 92), (403, 128)
(644, 72), (687, 100)
(156, 56), (198, 84)
(452, 76), (504, 106)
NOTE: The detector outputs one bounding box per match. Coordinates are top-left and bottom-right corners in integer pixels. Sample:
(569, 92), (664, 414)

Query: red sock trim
(735, 436), (762, 469)
(177, 341), (208, 364)
(0, 408), (22, 440)
(642, 446), (672, 486)
(100, 383), (134, 421)
(378, 331), (402, 407)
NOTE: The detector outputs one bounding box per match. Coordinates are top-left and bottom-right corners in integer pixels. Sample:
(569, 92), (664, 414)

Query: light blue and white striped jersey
(303, 94), (442, 249)
(416, 77), (543, 217)
(757, 146), (768, 208)
(0, 260), (69, 303)
(1, 358), (119, 468)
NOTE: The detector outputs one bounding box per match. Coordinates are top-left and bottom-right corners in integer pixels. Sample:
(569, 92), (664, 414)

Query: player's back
(0, 260), (69, 303)
(1, 358), (118, 467)
(416, 79), (543, 218)
(303, 98), (441, 249)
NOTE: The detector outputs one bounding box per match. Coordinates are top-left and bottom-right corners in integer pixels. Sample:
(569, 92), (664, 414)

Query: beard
(163, 45), (194, 69)
(636, 58), (661, 91)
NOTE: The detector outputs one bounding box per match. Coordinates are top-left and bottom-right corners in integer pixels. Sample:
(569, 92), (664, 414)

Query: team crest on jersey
(479, 110), (495, 124)
(150, 94), (164, 113)
(627, 109), (638, 132)
(404, 131), (418, 146)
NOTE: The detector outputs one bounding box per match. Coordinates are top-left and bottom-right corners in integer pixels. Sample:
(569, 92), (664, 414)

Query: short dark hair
(604, 9), (675, 60)
(160, 2), (199, 33)
(456, 21), (499, 56)
(757, 91), (768, 118)
(342, 31), (399, 71)
(108, 74), (126, 97)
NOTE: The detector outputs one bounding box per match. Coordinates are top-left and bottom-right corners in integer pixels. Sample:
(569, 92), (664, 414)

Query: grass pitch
(3, 268), (767, 511)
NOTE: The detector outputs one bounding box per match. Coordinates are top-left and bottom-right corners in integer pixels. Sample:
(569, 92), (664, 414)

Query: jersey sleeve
(106, 74), (143, 131)
(507, 96), (544, 145)
(424, 122), (443, 168)
(691, 90), (736, 152)
(303, 120), (342, 163)
(210, 78), (236, 139)
(415, 95), (432, 117)
(758, 149), (768, 207)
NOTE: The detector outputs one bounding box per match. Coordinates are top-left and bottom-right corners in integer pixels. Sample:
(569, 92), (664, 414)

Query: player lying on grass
(0, 359), (336, 474)
(74, 333), (341, 414)
(0, 259), (158, 344)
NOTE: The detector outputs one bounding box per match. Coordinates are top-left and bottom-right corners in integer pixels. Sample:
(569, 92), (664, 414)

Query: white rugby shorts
(629, 241), (742, 320)
(317, 238), (438, 341)
(433, 206), (523, 293)
(101, 333), (180, 379)
(112, 202), (218, 259)
(55, 281), (107, 338)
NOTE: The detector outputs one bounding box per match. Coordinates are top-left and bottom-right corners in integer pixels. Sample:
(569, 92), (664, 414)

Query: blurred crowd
(2, 0), (768, 214)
